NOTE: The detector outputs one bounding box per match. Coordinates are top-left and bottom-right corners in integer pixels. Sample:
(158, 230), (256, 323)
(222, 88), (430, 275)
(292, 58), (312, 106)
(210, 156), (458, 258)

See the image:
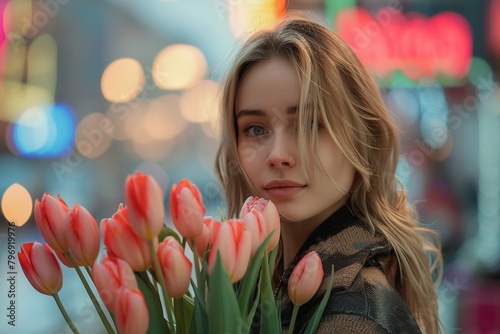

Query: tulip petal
(30, 243), (63, 294)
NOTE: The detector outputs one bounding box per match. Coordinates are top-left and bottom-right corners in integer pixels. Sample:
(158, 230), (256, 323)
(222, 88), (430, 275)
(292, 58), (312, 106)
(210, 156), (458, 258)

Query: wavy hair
(215, 14), (442, 334)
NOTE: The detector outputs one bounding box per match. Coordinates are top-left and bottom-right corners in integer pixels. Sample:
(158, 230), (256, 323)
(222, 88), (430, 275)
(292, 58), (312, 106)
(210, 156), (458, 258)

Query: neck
(280, 219), (318, 269)
(279, 201), (350, 269)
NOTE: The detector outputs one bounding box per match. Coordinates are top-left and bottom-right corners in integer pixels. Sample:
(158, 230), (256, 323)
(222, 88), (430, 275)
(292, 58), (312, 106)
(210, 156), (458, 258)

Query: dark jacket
(276, 205), (423, 334)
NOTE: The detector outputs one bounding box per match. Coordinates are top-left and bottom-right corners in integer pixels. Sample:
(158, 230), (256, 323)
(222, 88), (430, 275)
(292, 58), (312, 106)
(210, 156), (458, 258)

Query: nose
(266, 132), (296, 168)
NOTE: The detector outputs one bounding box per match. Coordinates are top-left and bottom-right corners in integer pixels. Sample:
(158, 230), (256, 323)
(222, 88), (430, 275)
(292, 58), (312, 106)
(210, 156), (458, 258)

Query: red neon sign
(336, 7), (473, 80)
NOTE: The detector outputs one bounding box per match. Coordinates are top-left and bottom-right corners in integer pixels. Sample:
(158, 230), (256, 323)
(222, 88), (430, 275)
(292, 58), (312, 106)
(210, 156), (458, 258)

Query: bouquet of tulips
(19, 172), (334, 334)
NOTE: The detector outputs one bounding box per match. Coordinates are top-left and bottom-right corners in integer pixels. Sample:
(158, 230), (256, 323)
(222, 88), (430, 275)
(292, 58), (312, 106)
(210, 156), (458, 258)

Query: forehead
(235, 59), (301, 114)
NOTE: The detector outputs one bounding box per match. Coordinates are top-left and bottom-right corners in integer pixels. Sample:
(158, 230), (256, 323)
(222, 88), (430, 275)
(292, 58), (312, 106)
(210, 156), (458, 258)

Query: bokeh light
(1, 183), (32, 226)
(8, 103), (76, 157)
(152, 44), (207, 90)
(228, 0), (286, 38)
(418, 81), (448, 149)
(28, 34), (57, 92)
(101, 58), (145, 103)
(388, 88), (420, 125)
(1, 33), (57, 122)
(143, 95), (188, 140)
(75, 113), (113, 158)
(179, 80), (219, 123)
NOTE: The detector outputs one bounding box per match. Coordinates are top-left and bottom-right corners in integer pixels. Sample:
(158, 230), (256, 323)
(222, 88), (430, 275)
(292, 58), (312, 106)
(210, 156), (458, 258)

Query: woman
(215, 14), (442, 334)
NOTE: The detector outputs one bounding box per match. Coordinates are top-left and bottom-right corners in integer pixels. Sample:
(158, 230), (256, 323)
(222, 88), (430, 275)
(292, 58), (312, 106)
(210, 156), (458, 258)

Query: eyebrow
(236, 106), (297, 119)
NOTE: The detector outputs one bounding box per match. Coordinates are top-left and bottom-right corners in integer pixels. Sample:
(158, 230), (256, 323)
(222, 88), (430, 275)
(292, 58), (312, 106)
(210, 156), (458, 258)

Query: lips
(263, 180), (306, 199)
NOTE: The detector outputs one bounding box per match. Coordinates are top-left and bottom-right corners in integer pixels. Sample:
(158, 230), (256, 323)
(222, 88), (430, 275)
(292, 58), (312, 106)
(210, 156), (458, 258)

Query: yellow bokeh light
(179, 80), (219, 123)
(1, 33), (57, 122)
(143, 95), (188, 140)
(4, 0), (32, 37)
(229, 0), (282, 38)
(1, 183), (32, 226)
(152, 44), (207, 90)
(75, 113), (113, 158)
(101, 58), (145, 103)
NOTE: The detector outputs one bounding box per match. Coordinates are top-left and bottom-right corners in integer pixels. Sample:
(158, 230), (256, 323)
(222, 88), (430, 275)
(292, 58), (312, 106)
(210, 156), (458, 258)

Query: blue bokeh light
(12, 104), (76, 158)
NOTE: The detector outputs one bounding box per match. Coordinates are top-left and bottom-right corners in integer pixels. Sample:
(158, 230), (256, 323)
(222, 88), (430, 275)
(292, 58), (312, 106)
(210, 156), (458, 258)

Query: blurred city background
(1, 0), (500, 333)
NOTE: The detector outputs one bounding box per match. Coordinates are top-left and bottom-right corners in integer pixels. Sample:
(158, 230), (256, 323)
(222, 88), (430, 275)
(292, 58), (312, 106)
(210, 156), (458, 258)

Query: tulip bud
(101, 204), (157, 272)
(157, 237), (192, 298)
(288, 251), (324, 306)
(66, 204), (100, 267)
(240, 197), (280, 252)
(34, 193), (70, 252)
(170, 179), (206, 240)
(208, 219), (251, 283)
(241, 210), (267, 258)
(92, 256), (138, 309)
(18, 242), (63, 295)
(125, 172), (165, 240)
(208, 218), (222, 244)
(114, 289), (149, 334)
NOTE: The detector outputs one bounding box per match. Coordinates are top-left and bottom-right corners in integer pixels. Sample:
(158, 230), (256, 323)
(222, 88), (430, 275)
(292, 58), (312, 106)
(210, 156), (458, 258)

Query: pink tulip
(240, 197), (280, 252)
(114, 289), (149, 334)
(125, 172), (165, 240)
(34, 193), (70, 252)
(208, 218), (222, 244)
(170, 179), (206, 239)
(188, 216), (217, 257)
(55, 250), (74, 268)
(101, 204), (157, 271)
(92, 256), (138, 309)
(66, 204), (100, 267)
(241, 210), (267, 258)
(288, 251), (324, 306)
(157, 237), (192, 298)
(208, 219), (251, 283)
(18, 242), (63, 295)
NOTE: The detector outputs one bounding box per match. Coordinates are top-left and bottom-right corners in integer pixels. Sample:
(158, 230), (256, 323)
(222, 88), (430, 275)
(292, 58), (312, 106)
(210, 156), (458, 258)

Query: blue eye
(245, 124), (268, 137)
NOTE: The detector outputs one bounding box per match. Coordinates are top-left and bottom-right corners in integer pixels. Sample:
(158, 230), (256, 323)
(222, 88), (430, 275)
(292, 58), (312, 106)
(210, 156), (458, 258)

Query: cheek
(318, 143), (355, 184)
(237, 141), (261, 168)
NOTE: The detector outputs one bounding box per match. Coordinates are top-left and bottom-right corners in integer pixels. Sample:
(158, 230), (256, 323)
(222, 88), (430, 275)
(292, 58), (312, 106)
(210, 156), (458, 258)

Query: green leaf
(158, 226), (181, 243)
(260, 254), (280, 333)
(173, 296), (194, 334)
(303, 265), (335, 334)
(135, 272), (170, 334)
(189, 283), (208, 334)
(189, 255), (209, 334)
(237, 233), (273, 316)
(208, 252), (241, 334)
(241, 279), (261, 334)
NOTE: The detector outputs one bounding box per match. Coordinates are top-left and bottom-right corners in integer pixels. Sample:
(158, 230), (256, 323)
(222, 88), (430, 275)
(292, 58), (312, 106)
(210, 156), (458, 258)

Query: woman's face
(235, 58), (355, 226)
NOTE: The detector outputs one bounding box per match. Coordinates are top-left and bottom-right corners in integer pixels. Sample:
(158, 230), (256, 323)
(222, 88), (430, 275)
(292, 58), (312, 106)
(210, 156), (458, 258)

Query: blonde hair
(215, 14), (442, 334)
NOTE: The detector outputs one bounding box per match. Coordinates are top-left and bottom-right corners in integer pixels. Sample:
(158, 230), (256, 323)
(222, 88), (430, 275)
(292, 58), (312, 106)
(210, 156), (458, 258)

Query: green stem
(288, 305), (300, 334)
(149, 239), (175, 333)
(84, 266), (92, 280)
(66, 252), (115, 334)
(53, 293), (80, 334)
(217, 207), (226, 221)
(174, 298), (185, 334)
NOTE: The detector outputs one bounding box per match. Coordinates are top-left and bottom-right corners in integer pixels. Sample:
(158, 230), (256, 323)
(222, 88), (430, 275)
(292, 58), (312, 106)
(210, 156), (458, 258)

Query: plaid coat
(276, 205), (423, 334)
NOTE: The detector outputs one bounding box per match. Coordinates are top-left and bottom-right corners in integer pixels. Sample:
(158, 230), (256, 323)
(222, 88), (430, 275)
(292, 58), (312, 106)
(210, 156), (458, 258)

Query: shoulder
(324, 266), (422, 334)
(313, 313), (391, 334)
